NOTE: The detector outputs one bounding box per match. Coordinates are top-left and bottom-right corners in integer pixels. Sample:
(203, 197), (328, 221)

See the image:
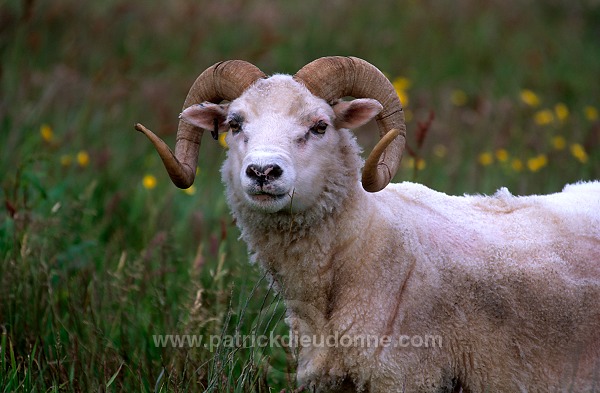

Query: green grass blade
(105, 362), (124, 390)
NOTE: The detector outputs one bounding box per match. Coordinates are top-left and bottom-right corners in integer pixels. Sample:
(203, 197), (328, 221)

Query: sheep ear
(180, 103), (229, 133)
(332, 98), (383, 129)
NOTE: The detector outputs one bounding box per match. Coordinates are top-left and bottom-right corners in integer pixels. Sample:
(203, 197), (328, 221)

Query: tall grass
(1, 0), (598, 391)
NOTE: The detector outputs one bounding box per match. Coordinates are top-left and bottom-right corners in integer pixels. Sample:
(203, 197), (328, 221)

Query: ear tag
(211, 118), (219, 140)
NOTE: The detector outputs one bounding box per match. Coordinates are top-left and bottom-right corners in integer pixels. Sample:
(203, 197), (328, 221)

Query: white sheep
(135, 57), (600, 392)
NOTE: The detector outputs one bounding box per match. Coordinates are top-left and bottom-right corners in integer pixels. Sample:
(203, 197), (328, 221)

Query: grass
(1, 0), (598, 391)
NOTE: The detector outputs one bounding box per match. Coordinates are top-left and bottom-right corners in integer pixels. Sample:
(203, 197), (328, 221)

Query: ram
(135, 57), (600, 392)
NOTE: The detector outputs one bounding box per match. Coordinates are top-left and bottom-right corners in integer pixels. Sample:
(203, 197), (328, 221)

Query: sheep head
(135, 57), (406, 207)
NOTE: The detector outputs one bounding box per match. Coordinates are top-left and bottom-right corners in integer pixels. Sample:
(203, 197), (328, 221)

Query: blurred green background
(1, 0), (598, 391)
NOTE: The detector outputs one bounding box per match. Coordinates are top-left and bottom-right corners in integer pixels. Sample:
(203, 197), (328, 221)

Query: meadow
(1, 0), (598, 391)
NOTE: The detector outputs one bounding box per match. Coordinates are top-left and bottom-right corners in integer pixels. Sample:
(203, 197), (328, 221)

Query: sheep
(135, 56), (600, 392)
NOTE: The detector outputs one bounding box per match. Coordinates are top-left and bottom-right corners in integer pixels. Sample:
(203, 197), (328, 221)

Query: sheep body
(232, 178), (600, 392)
(179, 75), (600, 392)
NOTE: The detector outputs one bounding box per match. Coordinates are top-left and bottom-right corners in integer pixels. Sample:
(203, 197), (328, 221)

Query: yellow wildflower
(433, 144), (447, 158)
(584, 106), (598, 122)
(554, 103), (569, 123)
(520, 89), (540, 107)
(450, 89), (468, 107)
(405, 157), (426, 170)
(495, 149), (509, 162)
(142, 174), (157, 189)
(527, 154), (548, 172)
(40, 124), (54, 143)
(183, 185), (197, 195)
(478, 152), (493, 166)
(218, 133), (228, 149)
(570, 143), (588, 164)
(511, 158), (523, 172)
(396, 89), (409, 107)
(551, 136), (566, 150)
(392, 77), (411, 107)
(76, 150), (90, 167)
(534, 109), (554, 126)
(392, 77), (411, 91)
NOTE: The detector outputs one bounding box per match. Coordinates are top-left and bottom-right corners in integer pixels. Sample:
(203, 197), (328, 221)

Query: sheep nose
(245, 164), (283, 186)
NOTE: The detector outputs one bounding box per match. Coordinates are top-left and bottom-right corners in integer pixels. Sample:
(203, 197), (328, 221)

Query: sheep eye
(310, 120), (328, 135)
(229, 119), (241, 134)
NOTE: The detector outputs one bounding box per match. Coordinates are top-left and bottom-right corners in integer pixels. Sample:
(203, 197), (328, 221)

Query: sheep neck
(233, 183), (405, 331)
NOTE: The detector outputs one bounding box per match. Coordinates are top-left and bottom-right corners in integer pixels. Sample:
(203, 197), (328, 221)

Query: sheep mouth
(248, 191), (287, 202)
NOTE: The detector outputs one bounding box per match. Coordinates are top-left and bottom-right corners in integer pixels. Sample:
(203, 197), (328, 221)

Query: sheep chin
(242, 191), (292, 213)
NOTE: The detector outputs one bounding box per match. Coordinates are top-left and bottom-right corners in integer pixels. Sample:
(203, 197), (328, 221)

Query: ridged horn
(135, 60), (266, 188)
(293, 56), (406, 192)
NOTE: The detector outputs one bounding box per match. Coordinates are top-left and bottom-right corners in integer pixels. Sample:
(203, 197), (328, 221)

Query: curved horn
(135, 60), (266, 188)
(293, 56), (406, 192)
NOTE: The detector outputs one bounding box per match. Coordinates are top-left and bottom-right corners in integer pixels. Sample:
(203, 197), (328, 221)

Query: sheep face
(181, 75), (382, 214)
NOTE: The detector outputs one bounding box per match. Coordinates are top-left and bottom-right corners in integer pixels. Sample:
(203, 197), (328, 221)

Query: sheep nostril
(265, 164), (283, 179)
(246, 164), (262, 180)
(245, 164), (283, 185)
